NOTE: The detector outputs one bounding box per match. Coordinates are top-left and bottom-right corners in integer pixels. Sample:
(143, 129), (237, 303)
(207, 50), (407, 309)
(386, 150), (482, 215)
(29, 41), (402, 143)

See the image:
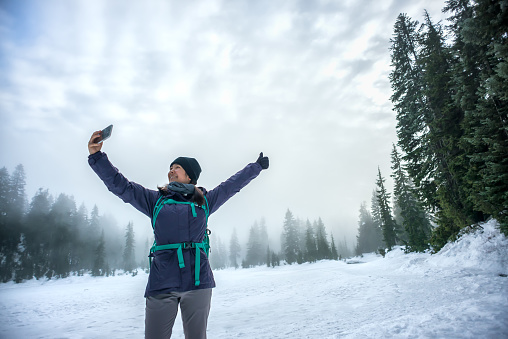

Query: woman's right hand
(88, 131), (103, 155)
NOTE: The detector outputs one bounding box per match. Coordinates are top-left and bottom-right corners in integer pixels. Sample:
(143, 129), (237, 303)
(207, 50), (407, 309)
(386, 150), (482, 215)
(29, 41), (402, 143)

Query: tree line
(210, 211), (353, 270)
(357, 0), (507, 255)
(1, 163), (353, 282)
(0, 164), (144, 283)
(355, 146), (433, 256)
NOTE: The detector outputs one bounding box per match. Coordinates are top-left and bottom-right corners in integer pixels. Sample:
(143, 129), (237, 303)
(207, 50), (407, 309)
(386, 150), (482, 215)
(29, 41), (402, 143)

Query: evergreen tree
(271, 251), (280, 267)
(330, 234), (339, 260)
(210, 236), (227, 270)
(389, 13), (467, 243)
(388, 8), (500, 249)
(420, 10), (480, 245)
(336, 236), (352, 259)
(371, 190), (382, 233)
(376, 168), (398, 250)
(0, 165), (27, 282)
(13, 233), (32, 282)
(8, 164), (27, 221)
(0, 167), (10, 221)
(391, 144), (432, 252)
(74, 203), (89, 271)
(390, 13), (438, 209)
(356, 201), (384, 255)
(229, 228), (240, 269)
(122, 221), (136, 272)
(245, 221), (263, 267)
(314, 218), (331, 260)
(282, 209), (299, 264)
(92, 230), (107, 276)
(100, 213), (123, 271)
(24, 188), (53, 279)
(0, 167), (14, 282)
(304, 220), (317, 263)
(445, 0), (508, 234)
(89, 205), (101, 235)
(47, 194), (77, 278)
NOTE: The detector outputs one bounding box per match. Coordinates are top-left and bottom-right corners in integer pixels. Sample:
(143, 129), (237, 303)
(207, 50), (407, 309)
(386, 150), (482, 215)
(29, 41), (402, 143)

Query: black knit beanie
(170, 157), (201, 183)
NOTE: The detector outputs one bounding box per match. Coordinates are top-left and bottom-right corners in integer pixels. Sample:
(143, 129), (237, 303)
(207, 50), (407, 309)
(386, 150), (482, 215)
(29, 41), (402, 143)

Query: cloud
(0, 0), (450, 249)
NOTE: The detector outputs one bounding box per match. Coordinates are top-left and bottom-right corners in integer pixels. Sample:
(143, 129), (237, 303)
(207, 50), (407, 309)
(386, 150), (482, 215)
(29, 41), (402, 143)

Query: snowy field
(1, 220), (507, 339)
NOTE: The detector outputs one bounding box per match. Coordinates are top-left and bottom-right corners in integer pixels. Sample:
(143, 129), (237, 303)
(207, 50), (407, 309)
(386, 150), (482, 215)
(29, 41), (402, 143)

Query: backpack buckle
(183, 242), (194, 249)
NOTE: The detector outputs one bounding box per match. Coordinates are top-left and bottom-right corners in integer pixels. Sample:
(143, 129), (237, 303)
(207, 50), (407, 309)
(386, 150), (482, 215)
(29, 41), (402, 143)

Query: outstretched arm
(87, 131), (157, 218)
(206, 152), (269, 214)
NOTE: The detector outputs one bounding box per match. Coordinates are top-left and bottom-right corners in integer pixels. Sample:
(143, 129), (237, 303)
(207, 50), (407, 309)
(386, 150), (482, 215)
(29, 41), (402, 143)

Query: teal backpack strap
(149, 195), (211, 286)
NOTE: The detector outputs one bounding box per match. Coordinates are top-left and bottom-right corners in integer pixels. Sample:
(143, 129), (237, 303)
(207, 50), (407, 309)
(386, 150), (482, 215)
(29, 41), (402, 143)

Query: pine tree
(46, 193), (78, 278)
(0, 167), (10, 222)
(1, 165), (27, 282)
(92, 230), (106, 276)
(122, 221), (135, 272)
(391, 144), (432, 252)
(0, 167), (14, 282)
(8, 164), (27, 221)
(336, 236), (352, 259)
(89, 205), (101, 235)
(445, 0), (508, 234)
(74, 203), (89, 271)
(330, 234), (339, 260)
(371, 190), (382, 233)
(376, 168), (398, 250)
(245, 221), (263, 267)
(211, 236), (228, 270)
(314, 218), (331, 260)
(356, 201), (384, 255)
(282, 209), (299, 264)
(229, 228), (241, 269)
(24, 188), (53, 280)
(390, 13), (438, 208)
(271, 251), (280, 267)
(389, 12), (468, 243)
(304, 220), (317, 263)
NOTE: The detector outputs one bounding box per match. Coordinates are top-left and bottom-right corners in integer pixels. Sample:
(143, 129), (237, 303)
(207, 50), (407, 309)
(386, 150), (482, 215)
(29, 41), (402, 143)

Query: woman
(87, 130), (269, 338)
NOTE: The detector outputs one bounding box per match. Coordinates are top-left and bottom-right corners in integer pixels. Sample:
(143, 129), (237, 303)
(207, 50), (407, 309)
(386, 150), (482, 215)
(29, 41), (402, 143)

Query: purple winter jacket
(88, 151), (262, 297)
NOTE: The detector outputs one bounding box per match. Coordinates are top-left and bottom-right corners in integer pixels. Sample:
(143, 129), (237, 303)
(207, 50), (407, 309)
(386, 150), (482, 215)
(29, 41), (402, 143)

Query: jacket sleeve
(88, 151), (157, 217)
(205, 162), (263, 215)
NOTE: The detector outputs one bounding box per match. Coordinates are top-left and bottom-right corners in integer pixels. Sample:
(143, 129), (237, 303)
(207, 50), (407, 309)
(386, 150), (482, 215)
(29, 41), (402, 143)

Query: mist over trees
(0, 165), (143, 283)
(4, 1), (504, 282)
(356, 0), (508, 256)
(1, 163), (353, 282)
(211, 211), (350, 271)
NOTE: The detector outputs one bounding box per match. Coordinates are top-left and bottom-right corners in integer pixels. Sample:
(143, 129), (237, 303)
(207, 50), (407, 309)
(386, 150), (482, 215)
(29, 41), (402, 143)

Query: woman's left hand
(256, 152), (269, 170)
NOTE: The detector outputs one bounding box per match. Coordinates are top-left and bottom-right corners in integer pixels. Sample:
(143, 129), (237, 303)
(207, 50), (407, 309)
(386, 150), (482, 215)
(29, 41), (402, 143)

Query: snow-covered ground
(1, 220), (507, 338)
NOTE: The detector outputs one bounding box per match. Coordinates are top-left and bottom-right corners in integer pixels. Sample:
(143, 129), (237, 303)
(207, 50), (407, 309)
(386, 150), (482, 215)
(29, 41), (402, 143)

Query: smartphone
(97, 124), (113, 143)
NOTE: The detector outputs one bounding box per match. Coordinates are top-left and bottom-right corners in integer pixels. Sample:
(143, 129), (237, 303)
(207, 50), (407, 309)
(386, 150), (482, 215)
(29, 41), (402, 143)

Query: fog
(0, 0), (450, 255)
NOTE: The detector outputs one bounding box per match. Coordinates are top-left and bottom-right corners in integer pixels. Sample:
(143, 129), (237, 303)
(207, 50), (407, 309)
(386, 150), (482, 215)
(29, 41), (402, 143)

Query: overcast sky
(0, 0), (450, 251)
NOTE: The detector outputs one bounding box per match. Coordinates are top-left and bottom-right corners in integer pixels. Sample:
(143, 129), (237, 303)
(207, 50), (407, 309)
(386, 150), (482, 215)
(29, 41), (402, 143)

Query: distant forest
(356, 0), (507, 255)
(2, 0), (507, 283)
(0, 164), (351, 283)
(0, 164), (144, 283)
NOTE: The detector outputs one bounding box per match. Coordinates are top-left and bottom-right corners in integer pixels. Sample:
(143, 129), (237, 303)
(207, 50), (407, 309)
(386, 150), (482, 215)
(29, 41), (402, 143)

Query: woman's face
(168, 164), (191, 184)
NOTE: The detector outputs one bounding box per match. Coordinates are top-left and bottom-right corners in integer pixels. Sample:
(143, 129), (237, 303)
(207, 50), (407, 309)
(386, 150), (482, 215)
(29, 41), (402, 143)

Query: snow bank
(432, 219), (508, 273)
(1, 220), (507, 338)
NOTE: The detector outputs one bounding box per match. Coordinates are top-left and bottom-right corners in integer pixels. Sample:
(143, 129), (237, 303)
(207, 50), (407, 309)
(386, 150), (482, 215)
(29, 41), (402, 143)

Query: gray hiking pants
(145, 288), (212, 339)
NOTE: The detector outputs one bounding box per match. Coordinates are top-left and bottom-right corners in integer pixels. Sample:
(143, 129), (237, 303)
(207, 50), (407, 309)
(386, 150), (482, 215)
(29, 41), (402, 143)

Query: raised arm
(87, 132), (158, 217)
(205, 153), (269, 214)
